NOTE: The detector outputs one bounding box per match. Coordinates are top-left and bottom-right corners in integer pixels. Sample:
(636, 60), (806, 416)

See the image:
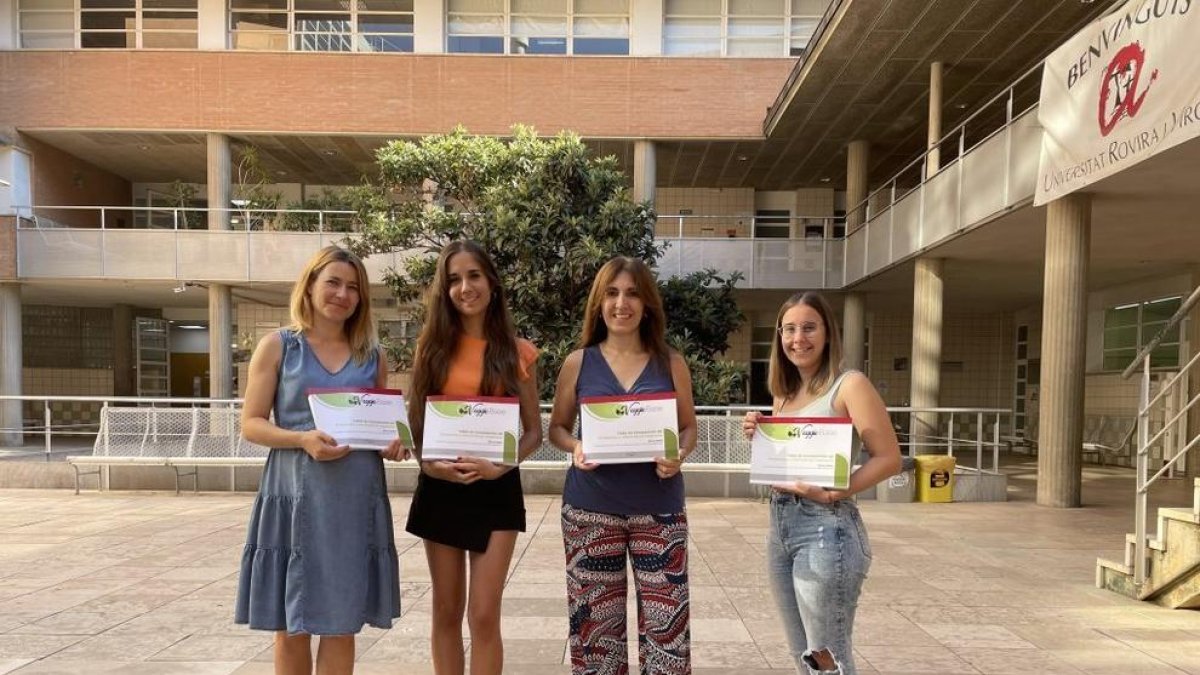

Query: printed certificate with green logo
(750, 416), (853, 489)
(306, 388), (413, 451)
(422, 396), (521, 465)
(580, 393), (679, 464)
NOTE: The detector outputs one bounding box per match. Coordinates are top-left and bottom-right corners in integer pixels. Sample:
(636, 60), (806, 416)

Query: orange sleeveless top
(442, 335), (539, 397)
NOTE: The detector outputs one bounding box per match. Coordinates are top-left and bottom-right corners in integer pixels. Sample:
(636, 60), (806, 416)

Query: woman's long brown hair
(407, 241), (521, 455)
(579, 257), (671, 369)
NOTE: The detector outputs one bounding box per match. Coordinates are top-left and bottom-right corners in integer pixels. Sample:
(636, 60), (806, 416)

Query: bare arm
(515, 360), (543, 463)
(835, 372), (902, 497)
(548, 350), (583, 454)
(241, 333), (304, 448)
(240, 332), (348, 461)
(653, 353), (697, 479)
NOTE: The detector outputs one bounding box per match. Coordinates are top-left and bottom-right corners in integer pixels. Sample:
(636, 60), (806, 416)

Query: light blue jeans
(767, 493), (872, 674)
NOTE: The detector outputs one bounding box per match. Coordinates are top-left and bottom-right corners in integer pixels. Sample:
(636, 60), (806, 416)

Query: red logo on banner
(1098, 42), (1158, 137)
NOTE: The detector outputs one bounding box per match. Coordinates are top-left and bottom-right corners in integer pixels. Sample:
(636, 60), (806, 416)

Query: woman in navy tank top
(548, 256), (698, 675)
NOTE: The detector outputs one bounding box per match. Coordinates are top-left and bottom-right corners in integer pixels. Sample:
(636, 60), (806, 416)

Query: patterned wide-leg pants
(562, 504), (691, 675)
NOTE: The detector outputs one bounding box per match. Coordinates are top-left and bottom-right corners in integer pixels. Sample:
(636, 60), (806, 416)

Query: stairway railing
(1124, 284), (1200, 587)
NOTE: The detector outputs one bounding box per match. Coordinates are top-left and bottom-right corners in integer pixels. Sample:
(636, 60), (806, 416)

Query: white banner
(1036, 0), (1200, 206)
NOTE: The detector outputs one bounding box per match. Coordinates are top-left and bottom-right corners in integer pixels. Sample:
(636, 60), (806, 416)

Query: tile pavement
(0, 458), (1197, 674)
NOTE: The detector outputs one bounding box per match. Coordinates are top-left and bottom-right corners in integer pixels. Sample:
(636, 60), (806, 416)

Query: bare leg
(315, 635), (355, 675)
(466, 531), (518, 675)
(274, 632), (312, 675)
(426, 539), (469, 675)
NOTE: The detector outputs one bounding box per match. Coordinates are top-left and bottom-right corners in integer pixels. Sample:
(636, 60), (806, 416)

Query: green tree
(347, 126), (745, 404)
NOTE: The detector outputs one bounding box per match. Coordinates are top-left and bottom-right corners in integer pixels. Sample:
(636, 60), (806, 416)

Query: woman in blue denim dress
(742, 291), (901, 675)
(235, 246), (408, 674)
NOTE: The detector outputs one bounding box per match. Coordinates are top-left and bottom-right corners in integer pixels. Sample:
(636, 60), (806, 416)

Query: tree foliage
(347, 126), (745, 404)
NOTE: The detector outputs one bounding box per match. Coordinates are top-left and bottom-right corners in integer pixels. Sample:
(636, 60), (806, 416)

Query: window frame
(1101, 296), (1184, 372)
(18, 0), (200, 49)
(662, 0), (825, 58)
(229, 0), (415, 52)
(446, 0), (630, 56)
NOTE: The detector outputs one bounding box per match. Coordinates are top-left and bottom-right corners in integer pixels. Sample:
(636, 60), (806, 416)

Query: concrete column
(206, 133), (234, 399)
(197, 0), (226, 49)
(413, 0), (445, 53)
(909, 258), (943, 454)
(207, 133), (232, 231)
(926, 61), (943, 175)
(209, 286), (233, 399)
(0, 0), (16, 50)
(112, 305), (135, 397)
(0, 283), (22, 446)
(1037, 193), (1091, 508)
(630, 0), (664, 55)
(846, 140), (869, 230)
(842, 293), (866, 372)
(632, 140), (657, 205)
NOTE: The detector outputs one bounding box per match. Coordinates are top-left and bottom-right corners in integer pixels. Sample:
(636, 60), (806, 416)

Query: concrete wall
(867, 310), (1014, 409)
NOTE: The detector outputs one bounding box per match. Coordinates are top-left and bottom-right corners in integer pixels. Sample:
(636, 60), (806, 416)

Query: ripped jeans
(767, 493), (871, 675)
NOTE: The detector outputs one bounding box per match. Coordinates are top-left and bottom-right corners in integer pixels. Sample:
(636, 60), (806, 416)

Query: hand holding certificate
(306, 388), (413, 451)
(749, 416), (853, 489)
(580, 393), (679, 465)
(422, 396), (522, 465)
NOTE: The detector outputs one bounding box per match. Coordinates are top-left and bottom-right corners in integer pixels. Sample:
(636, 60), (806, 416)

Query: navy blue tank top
(562, 345), (685, 515)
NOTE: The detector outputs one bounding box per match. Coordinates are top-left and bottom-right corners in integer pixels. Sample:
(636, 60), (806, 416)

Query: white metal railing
(0, 395), (243, 460)
(1124, 284), (1200, 587)
(842, 64), (1044, 284)
(887, 407), (1009, 475)
(1, 395), (1010, 473)
(11, 205), (359, 232)
(11, 207), (845, 288)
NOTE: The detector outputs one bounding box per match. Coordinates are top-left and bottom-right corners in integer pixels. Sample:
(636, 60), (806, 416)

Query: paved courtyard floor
(0, 459), (1198, 674)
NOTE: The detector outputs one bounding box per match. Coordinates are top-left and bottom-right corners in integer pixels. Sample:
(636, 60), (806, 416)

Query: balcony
(12, 208), (844, 290)
(842, 67), (1043, 284)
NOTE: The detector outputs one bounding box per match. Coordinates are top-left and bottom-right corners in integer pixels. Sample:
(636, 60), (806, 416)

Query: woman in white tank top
(742, 291), (901, 674)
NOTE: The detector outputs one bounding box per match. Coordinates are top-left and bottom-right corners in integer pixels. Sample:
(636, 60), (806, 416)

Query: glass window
(666, 0), (720, 13)
(448, 35), (504, 52)
(730, 0), (783, 15)
(18, 0), (75, 48)
(19, 0), (200, 49)
(665, 0), (827, 57)
(1102, 296), (1182, 371)
(229, 0), (413, 51)
(573, 37), (626, 53)
(448, 0), (628, 54)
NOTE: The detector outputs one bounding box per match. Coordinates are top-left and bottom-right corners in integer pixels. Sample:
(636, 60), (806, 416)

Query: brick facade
(1, 52), (794, 139)
(20, 135), (132, 228)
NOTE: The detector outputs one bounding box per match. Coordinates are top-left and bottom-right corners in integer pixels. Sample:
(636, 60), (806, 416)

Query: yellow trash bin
(914, 455), (955, 503)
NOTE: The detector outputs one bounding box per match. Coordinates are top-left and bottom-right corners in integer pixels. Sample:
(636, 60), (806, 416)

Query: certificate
(306, 388), (412, 451)
(422, 396), (521, 465)
(750, 416), (853, 489)
(580, 393), (678, 465)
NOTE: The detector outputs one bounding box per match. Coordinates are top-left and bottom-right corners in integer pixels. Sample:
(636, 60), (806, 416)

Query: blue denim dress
(234, 329), (401, 635)
(768, 371), (872, 675)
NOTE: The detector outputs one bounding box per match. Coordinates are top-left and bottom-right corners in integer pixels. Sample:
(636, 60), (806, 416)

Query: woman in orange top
(405, 240), (542, 675)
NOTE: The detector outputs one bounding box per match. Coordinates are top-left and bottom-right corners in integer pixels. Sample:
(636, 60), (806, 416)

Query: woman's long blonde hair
(768, 291), (843, 401)
(288, 246), (377, 363)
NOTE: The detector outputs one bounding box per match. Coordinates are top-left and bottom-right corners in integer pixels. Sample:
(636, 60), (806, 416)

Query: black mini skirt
(404, 468), (526, 553)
